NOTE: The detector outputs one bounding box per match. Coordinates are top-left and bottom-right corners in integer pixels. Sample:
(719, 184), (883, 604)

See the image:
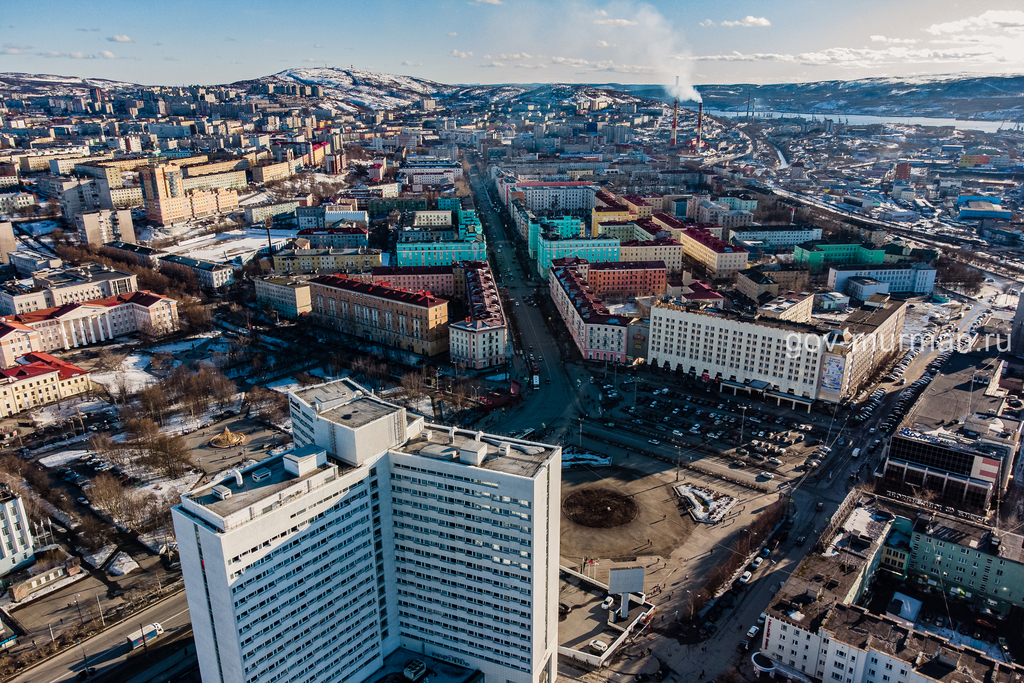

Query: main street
(467, 162), (586, 441)
(9, 592), (190, 683)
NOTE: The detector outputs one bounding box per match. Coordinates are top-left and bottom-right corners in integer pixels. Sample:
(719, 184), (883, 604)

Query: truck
(531, 361), (539, 389)
(127, 623), (164, 650)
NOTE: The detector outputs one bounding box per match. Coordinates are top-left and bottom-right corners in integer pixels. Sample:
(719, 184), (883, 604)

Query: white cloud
(107, 34), (133, 43)
(595, 9), (607, 16)
(927, 10), (1024, 35)
(100, 50), (116, 59)
(595, 40), (614, 48)
(471, 0), (502, 4)
(402, 60), (423, 66)
(448, 32), (457, 36)
(551, 55), (654, 74)
(720, 16), (770, 27)
(514, 63), (547, 69)
(691, 42), (1004, 69)
(699, 19), (714, 27)
(595, 18), (637, 26)
(1, 43), (30, 54)
(870, 35), (918, 44)
(450, 49), (473, 58)
(499, 52), (532, 59)
(314, 44), (323, 48)
(480, 61), (505, 67)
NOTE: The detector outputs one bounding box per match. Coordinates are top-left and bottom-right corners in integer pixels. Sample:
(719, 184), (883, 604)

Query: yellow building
(272, 248), (383, 275)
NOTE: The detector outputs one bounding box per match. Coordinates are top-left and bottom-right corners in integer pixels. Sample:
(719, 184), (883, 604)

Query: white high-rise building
(173, 379), (560, 683)
(0, 484), (34, 578)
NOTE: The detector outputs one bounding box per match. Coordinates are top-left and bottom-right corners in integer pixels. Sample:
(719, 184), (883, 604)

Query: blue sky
(3, 0), (1024, 87)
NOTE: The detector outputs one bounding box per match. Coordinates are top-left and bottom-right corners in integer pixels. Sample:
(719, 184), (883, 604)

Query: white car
(740, 571), (753, 584)
(751, 557), (763, 569)
(759, 472), (775, 480)
(758, 612), (767, 624)
(747, 625), (760, 639)
(648, 439), (660, 445)
(590, 639), (609, 653)
(602, 596), (615, 609)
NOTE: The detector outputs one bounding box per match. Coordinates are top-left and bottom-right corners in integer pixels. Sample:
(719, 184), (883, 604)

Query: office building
(0, 264), (138, 316)
(449, 262), (507, 370)
(0, 485), (34, 578)
(759, 495), (1024, 683)
(370, 266), (455, 298)
(535, 235), (618, 279)
(618, 239), (684, 275)
(0, 353), (91, 417)
(309, 275), (449, 356)
(794, 241), (886, 274)
(549, 260), (636, 364)
(0, 290), (179, 353)
(140, 163), (239, 225)
(75, 209), (136, 246)
(297, 227), (370, 249)
(159, 255), (235, 289)
(729, 225), (823, 250)
(173, 378), (560, 683)
(883, 351), (1020, 510)
(648, 298), (905, 408)
(827, 263), (936, 297)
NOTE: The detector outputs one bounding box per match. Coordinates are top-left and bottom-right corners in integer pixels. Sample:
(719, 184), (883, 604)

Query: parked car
(747, 625), (760, 638)
(739, 571), (753, 584)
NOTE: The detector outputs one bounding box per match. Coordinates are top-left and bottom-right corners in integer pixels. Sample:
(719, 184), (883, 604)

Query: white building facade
(827, 264), (936, 296)
(174, 379), (560, 683)
(0, 487), (34, 578)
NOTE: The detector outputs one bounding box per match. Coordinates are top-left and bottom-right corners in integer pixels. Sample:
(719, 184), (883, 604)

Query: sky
(3, 0), (1024, 90)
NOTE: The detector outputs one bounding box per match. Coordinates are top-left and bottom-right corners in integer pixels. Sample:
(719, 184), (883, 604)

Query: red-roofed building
(0, 321), (41, 369)
(587, 261), (668, 298)
(297, 226), (370, 249)
(0, 290), (178, 355)
(0, 352), (90, 417)
(309, 275), (449, 357)
(679, 226), (748, 277)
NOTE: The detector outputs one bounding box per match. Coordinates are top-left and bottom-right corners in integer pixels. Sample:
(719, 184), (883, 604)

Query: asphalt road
(10, 591), (191, 683)
(467, 165), (585, 438)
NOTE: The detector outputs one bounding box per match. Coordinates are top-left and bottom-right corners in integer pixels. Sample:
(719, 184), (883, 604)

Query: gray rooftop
(397, 426), (557, 478)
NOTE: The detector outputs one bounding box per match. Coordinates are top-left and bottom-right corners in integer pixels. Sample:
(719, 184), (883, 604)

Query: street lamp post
(78, 640), (88, 667)
(74, 594), (83, 624)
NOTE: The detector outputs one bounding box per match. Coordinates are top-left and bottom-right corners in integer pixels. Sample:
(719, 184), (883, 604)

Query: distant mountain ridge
(2, 68), (1023, 120)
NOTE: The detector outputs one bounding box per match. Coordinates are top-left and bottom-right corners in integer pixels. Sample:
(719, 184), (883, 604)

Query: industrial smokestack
(670, 99), (678, 147)
(696, 102), (704, 154)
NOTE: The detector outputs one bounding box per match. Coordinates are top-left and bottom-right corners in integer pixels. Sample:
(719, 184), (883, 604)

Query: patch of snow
(80, 544), (116, 569)
(38, 449), (90, 468)
(137, 527), (176, 554)
(107, 551), (140, 576)
(91, 354), (156, 395)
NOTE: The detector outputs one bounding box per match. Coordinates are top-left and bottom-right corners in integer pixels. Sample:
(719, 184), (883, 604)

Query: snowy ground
(91, 354), (157, 395)
(161, 228), (297, 265)
(39, 449), (90, 468)
(138, 471), (201, 504)
(23, 219), (61, 236)
(107, 551), (140, 576)
(80, 544), (116, 569)
(674, 484), (736, 524)
(30, 397), (112, 427)
(138, 527), (176, 554)
(144, 333), (220, 355)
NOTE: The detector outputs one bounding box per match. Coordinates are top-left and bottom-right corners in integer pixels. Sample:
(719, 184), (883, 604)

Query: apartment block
(536, 235), (618, 279)
(0, 485), (34, 578)
(449, 262), (507, 370)
(273, 248), (383, 275)
(736, 264), (811, 303)
(297, 227), (370, 249)
(309, 275), (449, 356)
(549, 260), (632, 363)
(618, 239), (684, 275)
(253, 277), (312, 319)
(75, 209), (136, 246)
(370, 266), (455, 298)
(173, 378), (560, 683)
(678, 227), (748, 278)
(395, 238), (487, 268)
(586, 261), (667, 298)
